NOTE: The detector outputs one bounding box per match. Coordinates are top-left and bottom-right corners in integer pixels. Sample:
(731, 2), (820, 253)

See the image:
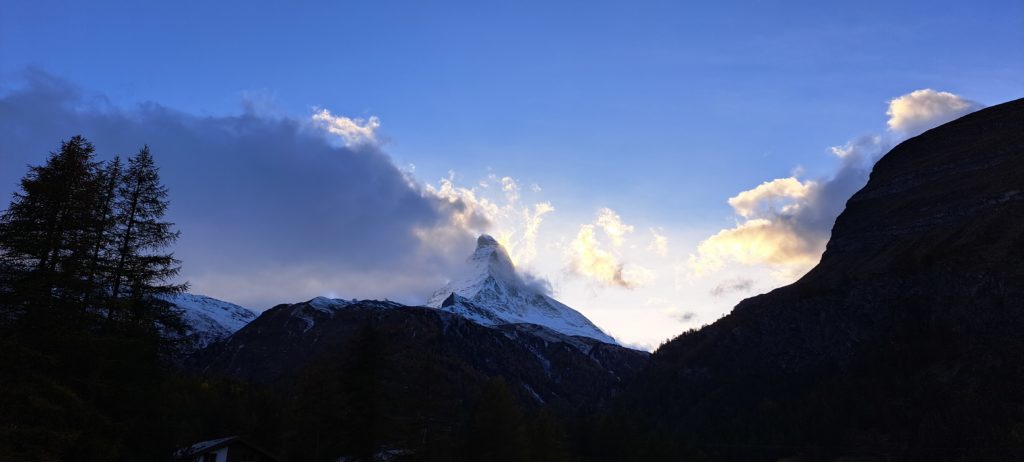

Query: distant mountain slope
(195, 297), (646, 405)
(164, 293), (256, 349)
(611, 98), (1024, 461)
(427, 235), (616, 344)
(191, 295), (646, 458)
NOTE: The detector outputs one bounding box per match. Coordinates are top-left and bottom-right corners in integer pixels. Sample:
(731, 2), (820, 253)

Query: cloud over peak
(727, 177), (816, 219)
(886, 89), (982, 136)
(311, 108), (381, 146)
(689, 89), (983, 281)
(0, 71), (479, 308)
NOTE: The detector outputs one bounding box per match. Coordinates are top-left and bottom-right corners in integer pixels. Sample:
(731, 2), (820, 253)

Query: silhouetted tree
(108, 146), (186, 330)
(84, 156), (121, 310)
(0, 137), (193, 461)
(0, 136), (105, 321)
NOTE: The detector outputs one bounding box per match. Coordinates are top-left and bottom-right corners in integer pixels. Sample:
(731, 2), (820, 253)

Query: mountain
(607, 99), (1024, 461)
(165, 293), (257, 349)
(427, 234), (616, 344)
(191, 296), (648, 458)
(195, 296), (646, 404)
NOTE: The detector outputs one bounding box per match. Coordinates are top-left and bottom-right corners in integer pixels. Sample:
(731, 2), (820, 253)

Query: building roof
(174, 435), (279, 461)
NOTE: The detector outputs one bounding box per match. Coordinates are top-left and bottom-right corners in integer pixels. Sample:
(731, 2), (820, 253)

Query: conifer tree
(0, 136), (104, 319)
(109, 146), (186, 327)
(84, 156), (122, 309)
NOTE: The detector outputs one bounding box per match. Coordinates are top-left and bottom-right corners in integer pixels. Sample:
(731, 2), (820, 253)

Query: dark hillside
(609, 98), (1024, 461)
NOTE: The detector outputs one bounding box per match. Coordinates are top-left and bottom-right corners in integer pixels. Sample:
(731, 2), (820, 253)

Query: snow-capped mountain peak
(165, 293), (257, 349)
(427, 234), (616, 344)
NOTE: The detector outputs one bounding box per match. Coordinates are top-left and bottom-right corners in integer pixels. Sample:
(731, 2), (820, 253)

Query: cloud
(689, 218), (827, 276)
(501, 176), (520, 204)
(568, 224), (632, 287)
(595, 207), (634, 246)
(886, 89), (982, 136)
(424, 173), (554, 268)
(727, 177), (815, 219)
(519, 202), (555, 264)
(311, 108), (381, 146)
(518, 270), (554, 297)
(567, 208), (651, 288)
(424, 176), (496, 234)
(689, 89), (982, 280)
(709, 278), (754, 297)
(663, 307), (697, 323)
(0, 71), (478, 309)
(421, 172), (557, 296)
(648, 229), (669, 257)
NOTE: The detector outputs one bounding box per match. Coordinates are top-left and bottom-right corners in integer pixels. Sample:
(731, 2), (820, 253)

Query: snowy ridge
(427, 235), (617, 344)
(165, 293), (257, 349)
(289, 296), (402, 331)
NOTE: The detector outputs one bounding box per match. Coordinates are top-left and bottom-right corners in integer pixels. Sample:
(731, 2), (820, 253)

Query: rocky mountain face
(428, 235), (616, 344)
(192, 296), (647, 455)
(607, 99), (1024, 461)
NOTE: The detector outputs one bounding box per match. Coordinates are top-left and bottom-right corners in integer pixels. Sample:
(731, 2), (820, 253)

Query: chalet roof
(174, 435), (279, 461)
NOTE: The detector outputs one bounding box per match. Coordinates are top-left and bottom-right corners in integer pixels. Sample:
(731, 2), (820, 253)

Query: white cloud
(727, 177), (816, 219)
(311, 108), (381, 146)
(424, 173), (554, 268)
(648, 228), (669, 257)
(568, 224), (633, 287)
(567, 208), (652, 288)
(424, 176), (496, 234)
(518, 202), (555, 264)
(595, 207), (634, 246)
(688, 89), (983, 281)
(688, 218), (826, 276)
(886, 89), (982, 136)
(501, 176), (520, 204)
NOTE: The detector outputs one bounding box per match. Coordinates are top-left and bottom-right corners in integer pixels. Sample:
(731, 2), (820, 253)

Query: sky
(1, 0), (1022, 349)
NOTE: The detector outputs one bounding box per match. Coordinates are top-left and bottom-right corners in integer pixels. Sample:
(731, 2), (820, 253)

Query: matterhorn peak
(476, 234), (500, 248)
(427, 234), (616, 344)
(466, 234), (517, 282)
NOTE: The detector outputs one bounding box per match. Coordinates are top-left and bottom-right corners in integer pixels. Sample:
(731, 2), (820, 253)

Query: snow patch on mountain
(165, 293), (257, 349)
(427, 235), (617, 344)
(289, 297), (403, 331)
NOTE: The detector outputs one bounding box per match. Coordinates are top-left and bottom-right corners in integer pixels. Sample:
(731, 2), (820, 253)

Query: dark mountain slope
(612, 99), (1024, 461)
(192, 297), (647, 458)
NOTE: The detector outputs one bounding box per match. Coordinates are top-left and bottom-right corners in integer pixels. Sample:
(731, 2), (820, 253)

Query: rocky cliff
(610, 98), (1024, 461)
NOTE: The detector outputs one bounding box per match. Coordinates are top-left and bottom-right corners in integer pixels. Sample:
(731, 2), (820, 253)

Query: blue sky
(2, 0), (1022, 348)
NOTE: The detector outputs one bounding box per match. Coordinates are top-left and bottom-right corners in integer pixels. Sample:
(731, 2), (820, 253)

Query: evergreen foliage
(0, 136), (188, 460)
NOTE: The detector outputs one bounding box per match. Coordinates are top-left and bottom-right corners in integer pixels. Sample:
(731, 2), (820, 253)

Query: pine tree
(108, 146), (186, 329)
(0, 136), (105, 320)
(0, 137), (193, 460)
(84, 156), (122, 310)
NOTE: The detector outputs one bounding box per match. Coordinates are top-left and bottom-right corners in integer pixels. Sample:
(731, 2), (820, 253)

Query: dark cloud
(0, 70), (478, 309)
(709, 278), (755, 297)
(669, 311), (697, 323)
(518, 270), (554, 297)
